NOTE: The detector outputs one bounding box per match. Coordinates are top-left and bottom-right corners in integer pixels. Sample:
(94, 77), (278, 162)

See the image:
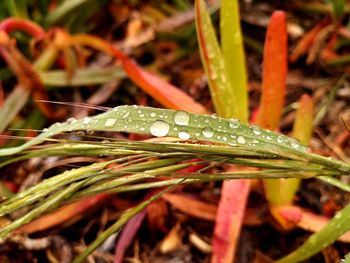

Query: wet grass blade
(0, 105), (309, 158)
(266, 94), (314, 207)
(72, 184), (181, 263)
(220, 0), (248, 122)
(195, 0), (242, 119)
(277, 203), (350, 263)
(0, 105), (348, 173)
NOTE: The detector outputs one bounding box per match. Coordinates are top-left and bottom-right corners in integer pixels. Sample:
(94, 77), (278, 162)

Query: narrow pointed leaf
(277, 203), (350, 263)
(195, 0), (241, 119)
(0, 106), (310, 159)
(220, 0), (248, 122)
(71, 35), (207, 114)
(0, 106), (348, 173)
(267, 95), (314, 206)
(40, 65), (126, 87)
(72, 185), (179, 263)
(256, 11), (287, 130)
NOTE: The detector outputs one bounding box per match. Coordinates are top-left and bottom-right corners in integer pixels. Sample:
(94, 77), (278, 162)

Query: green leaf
(195, 0), (245, 120)
(45, 0), (93, 26)
(0, 105), (348, 172)
(277, 203), (350, 262)
(39, 65), (126, 88)
(220, 0), (248, 122)
(0, 105), (307, 158)
(72, 184), (180, 263)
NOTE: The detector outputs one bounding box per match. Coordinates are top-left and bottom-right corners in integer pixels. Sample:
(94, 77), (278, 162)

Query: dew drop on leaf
(67, 117), (77, 124)
(202, 127), (214, 138)
(150, 120), (170, 137)
(229, 118), (240, 129)
(105, 118), (116, 127)
(122, 112), (130, 118)
(251, 126), (261, 135)
(237, 136), (246, 144)
(174, 111), (190, 126)
(82, 117), (90, 125)
(178, 131), (190, 140)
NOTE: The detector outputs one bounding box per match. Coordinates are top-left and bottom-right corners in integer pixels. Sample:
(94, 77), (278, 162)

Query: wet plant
(1, 1), (350, 262)
(0, 106), (350, 262)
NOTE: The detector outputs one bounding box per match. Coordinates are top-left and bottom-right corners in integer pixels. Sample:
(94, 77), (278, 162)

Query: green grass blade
(0, 105), (348, 174)
(0, 180), (86, 239)
(45, 0), (92, 26)
(72, 183), (180, 263)
(277, 203), (350, 262)
(220, 0), (248, 122)
(0, 105), (309, 159)
(0, 86), (30, 133)
(195, 0), (243, 119)
(341, 253), (350, 263)
(40, 65), (126, 88)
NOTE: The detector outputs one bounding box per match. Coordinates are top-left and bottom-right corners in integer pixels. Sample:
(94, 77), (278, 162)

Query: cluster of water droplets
(42, 106), (308, 155)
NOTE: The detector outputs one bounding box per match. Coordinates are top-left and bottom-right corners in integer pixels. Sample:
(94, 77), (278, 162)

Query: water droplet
(150, 112), (156, 118)
(77, 131), (84, 136)
(237, 136), (246, 144)
(150, 120), (170, 137)
(202, 127), (214, 138)
(83, 117), (91, 124)
(67, 117), (77, 124)
(291, 142), (300, 149)
(229, 118), (240, 129)
(251, 126), (261, 135)
(277, 136), (284, 144)
(122, 112), (130, 118)
(174, 111), (190, 126)
(178, 131), (190, 140)
(105, 118), (116, 127)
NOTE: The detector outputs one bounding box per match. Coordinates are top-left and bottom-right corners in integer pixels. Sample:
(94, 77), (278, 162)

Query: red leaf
(114, 209), (146, 263)
(212, 171), (250, 263)
(0, 18), (45, 38)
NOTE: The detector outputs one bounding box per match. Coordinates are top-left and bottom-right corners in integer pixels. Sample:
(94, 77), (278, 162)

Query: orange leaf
(256, 11), (287, 130)
(0, 18), (45, 38)
(162, 193), (217, 221)
(290, 18), (330, 63)
(71, 35), (207, 114)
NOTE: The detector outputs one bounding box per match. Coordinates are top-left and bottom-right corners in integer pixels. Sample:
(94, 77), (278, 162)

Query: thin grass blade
(277, 203), (350, 263)
(195, 0), (240, 119)
(220, 0), (248, 122)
